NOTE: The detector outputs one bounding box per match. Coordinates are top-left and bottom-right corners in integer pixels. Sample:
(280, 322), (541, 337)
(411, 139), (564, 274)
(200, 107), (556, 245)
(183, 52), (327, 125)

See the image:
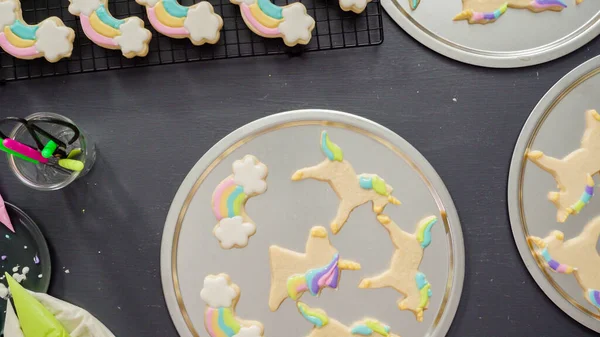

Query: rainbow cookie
(68, 0), (151, 58)
(201, 274), (265, 337)
(359, 215), (437, 322)
(231, 0), (315, 47)
(292, 131), (401, 234)
(0, 0), (74, 62)
(528, 217), (600, 312)
(297, 302), (402, 337)
(268, 226), (361, 311)
(454, 0), (566, 24)
(527, 110), (599, 222)
(212, 155), (267, 249)
(136, 0), (222, 45)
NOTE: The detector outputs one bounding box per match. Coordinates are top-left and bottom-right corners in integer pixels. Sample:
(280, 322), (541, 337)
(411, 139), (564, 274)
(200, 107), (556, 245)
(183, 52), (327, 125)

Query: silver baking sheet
(161, 110), (464, 337)
(384, 0), (600, 67)
(508, 56), (600, 332)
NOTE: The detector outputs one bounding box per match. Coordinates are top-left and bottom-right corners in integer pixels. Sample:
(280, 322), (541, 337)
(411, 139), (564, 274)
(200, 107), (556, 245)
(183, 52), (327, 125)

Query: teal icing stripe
(420, 218), (436, 248)
(415, 272), (428, 289)
(321, 132), (334, 160)
(359, 176), (373, 190)
(163, 0), (189, 18)
(351, 325), (373, 335)
(226, 186), (244, 218)
(258, 0), (283, 19)
(96, 4), (125, 29)
(10, 20), (37, 40)
(217, 308), (235, 337)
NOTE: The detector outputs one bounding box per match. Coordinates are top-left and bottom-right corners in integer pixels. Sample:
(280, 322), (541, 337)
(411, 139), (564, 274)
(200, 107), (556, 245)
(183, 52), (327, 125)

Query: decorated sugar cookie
(297, 302), (402, 337)
(0, 0), (74, 62)
(453, 0), (566, 24)
(359, 215), (437, 322)
(230, 0), (315, 47)
(212, 155), (268, 249)
(528, 216), (600, 311)
(68, 0), (151, 58)
(527, 109), (599, 223)
(201, 274), (265, 337)
(339, 0), (371, 14)
(292, 131), (401, 234)
(136, 0), (222, 45)
(268, 226), (361, 311)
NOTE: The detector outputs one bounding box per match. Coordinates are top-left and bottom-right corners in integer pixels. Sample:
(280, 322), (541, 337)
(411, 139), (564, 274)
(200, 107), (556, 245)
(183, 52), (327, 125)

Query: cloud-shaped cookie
(68, 0), (101, 16)
(233, 155), (268, 195)
(200, 274), (238, 308)
(234, 325), (263, 337)
(35, 20), (74, 62)
(114, 18), (151, 57)
(215, 216), (256, 249)
(183, 2), (223, 45)
(0, 0), (16, 28)
(279, 3), (315, 46)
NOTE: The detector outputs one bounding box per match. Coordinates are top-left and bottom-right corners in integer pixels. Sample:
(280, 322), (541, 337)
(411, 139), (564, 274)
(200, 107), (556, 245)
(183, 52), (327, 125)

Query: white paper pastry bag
(3, 292), (116, 337)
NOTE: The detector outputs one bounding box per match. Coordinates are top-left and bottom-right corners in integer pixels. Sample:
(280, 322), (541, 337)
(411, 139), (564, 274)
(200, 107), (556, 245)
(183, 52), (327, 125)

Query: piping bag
(0, 193), (14, 232)
(3, 273), (115, 337)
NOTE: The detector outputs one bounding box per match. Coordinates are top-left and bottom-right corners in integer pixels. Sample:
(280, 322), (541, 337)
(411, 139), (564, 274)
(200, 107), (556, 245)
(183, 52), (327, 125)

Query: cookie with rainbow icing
(297, 302), (402, 337)
(201, 273), (266, 337)
(68, 0), (151, 58)
(231, 0), (315, 47)
(359, 215), (437, 322)
(453, 0), (567, 24)
(268, 226), (361, 311)
(528, 216), (600, 312)
(212, 155), (268, 249)
(527, 110), (599, 223)
(292, 131), (401, 234)
(137, 0), (222, 45)
(0, 0), (74, 62)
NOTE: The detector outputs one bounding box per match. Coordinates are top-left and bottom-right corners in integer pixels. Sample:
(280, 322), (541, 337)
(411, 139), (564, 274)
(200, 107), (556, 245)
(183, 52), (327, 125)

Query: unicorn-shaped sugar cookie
(527, 109), (599, 223)
(359, 215), (437, 322)
(454, 0), (567, 24)
(201, 274), (265, 337)
(0, 0), (74, 62)
(230, 0), (315, 47)
(68, 0), (151, 58)
(136, 0), (222, 45)
(297, 302), (402, 337)
(268, 226), (361, 311)
(292, 131), (401, 234)
(528, 216), (600, 311)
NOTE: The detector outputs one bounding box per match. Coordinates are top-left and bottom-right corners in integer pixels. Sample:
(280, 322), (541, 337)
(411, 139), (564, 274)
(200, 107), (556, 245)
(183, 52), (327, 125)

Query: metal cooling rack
(0, 0), (383, 81)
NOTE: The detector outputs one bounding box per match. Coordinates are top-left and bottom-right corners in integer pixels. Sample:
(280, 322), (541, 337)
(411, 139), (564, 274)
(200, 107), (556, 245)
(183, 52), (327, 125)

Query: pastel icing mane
(415, 272), (432, 309)
(287, 253), (340, 300)
(350, 320), (391, 336)
(68, 0), (151, 57)
(567, 175), (594, 215)
(298, 302), (329, 328)
(0, 0), (74, 62)
(416, 216), (437, 248)
(359, 175), (388, 196)
(231, 0), (315, 47)
(137, 0), (222, 45)
(454, 0), (566, 24)
(588, 289), (600, 309)
(322, 131), (344, 162)
(540, 247), (574, 274)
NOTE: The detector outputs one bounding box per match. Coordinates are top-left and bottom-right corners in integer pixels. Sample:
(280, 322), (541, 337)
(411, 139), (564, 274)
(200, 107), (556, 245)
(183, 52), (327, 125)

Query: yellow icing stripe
(249, 3), (282, 28)
(89, 11), (121, 37)
(3, 26), (35, 48)
(155, 2), (185, 27)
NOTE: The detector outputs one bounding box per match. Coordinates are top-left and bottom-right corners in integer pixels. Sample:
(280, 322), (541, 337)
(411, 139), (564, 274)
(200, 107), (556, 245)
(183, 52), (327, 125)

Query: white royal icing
(34, 20), (73, 61)
(114, 18), (150, 55)
(0, 0), (15, 28)
(0, 282), (8, 299)
(279, 3), (314, 46)
(68, 0), (101, 16)
(201, 274), (238, 308)
(233, 325), (263, 337)
(136, 0), (160, 7)
(215, 216), (256, 249)
(183, 2), (222, 44)
(339, 0), (368, 12)
(232, 155), (267, 195)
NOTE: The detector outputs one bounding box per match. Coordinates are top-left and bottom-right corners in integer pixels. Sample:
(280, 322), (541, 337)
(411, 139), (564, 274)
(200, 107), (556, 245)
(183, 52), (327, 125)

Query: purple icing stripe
(548, 259), (560, 270)
(586, 185), (594, 195)
(594, 291), (600, 304)
(533, 0), (566, 6)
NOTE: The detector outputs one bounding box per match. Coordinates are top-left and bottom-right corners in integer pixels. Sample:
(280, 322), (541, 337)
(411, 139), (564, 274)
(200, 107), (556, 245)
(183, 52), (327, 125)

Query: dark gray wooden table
(0, 12), (598, 337)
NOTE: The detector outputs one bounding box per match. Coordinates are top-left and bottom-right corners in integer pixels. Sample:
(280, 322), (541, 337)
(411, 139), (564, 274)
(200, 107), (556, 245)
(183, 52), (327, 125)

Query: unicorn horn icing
(5, 272), (71, 337)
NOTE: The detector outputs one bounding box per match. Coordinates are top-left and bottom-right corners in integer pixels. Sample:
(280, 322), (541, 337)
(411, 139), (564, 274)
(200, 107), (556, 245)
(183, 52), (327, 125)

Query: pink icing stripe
(318, 265), (337, 287)
(212, 177), (235, 220)
(0, 33), (39, 57)
(147, 7), (189, 36)
(557, 264), (569, 273)
(80, 14), (118, 47)
(240, 3), (279, 36)
(296, 284), (308, 292)
(205, 308), (216, 337)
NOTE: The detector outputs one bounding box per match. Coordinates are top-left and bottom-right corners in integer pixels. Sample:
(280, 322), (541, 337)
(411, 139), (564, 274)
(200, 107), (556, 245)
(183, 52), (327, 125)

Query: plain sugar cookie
(292, 131), (401, 234)
(527, 109), (599, 223)
(0, 0), (74, 62)
(268, 226), (361, 311)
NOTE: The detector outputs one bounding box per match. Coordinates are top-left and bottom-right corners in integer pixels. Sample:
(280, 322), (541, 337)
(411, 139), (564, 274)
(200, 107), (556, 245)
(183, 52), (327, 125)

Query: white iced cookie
(212, 155), (268, 249)
(292, 131), (401, 234)
(201, 274), (265, 337)
(68, 0), (151, 58)
(0, 0), (74, 62)
(136, 0), (222, 45)
(339, 0), (371, 13)
(230, 0), (315, 47)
